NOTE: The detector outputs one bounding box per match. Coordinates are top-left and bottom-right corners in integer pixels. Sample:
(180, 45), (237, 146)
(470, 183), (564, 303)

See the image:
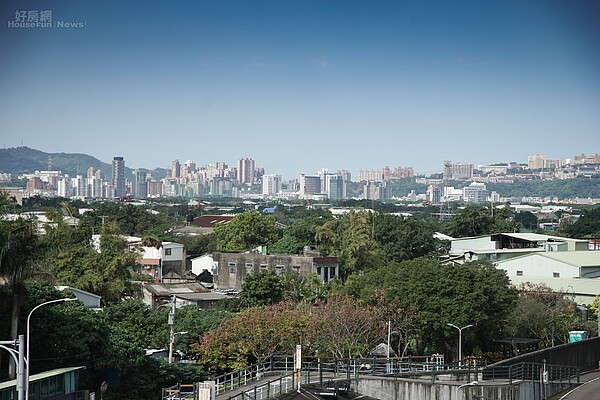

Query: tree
(214, 211), (280, 252)
(0, 193), (46, 377)
(282, 272), (328, 305)
(193, 302), (307, 372)
(513, 211), (539, 232)
(373, 213), (438, 263)
(48, 221), (137, 304)
(271, 210), (333, 255)
(305, 293), (386, 359)
(345, 258), (518, 361)
(559, 207), (600, 238)
(506, 283), (582, 347)
(239, 269), (285, 308)
(443, 206), (518, 238)
(315, 210), (379, 277)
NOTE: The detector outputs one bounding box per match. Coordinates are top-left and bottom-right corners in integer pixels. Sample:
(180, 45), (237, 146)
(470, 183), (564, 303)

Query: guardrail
(164, 356), (581, 400)
(223, 372), (297, 400)
(482, 362), (580, 385)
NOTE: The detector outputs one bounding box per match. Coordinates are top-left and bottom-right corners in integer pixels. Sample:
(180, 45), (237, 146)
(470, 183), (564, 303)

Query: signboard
(295, 345), (302, 370)
(197, 381), (215, 400)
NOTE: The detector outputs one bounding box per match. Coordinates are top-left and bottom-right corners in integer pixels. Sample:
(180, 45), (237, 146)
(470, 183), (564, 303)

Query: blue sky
(1, 0), (599, 179)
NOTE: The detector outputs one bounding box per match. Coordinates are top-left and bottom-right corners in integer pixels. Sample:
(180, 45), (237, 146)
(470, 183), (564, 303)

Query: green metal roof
(0, 366), (84, 390)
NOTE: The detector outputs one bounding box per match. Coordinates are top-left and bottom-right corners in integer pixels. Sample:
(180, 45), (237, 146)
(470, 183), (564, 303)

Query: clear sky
(1, 0), (599, 179)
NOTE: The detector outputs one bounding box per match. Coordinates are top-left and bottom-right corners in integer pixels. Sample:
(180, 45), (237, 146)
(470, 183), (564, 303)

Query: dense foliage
(2, 190), (596, 398)
(214, 210), (281, 252)
(344, 258), (519, 361)
(558, 206), (600, 238)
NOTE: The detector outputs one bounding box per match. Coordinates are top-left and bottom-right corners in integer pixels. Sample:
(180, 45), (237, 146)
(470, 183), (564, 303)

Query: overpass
(164, 337), (600, 400)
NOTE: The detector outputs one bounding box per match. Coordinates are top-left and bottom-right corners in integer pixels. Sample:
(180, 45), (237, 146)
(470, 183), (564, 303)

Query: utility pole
(0, 336), (25, 400)
(168, 295), (176, 363)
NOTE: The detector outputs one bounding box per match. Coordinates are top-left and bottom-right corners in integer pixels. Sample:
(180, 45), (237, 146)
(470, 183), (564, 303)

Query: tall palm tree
(0, 193), (45, 378)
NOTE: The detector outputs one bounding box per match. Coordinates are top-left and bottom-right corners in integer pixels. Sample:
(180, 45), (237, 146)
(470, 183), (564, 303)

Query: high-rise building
(237, 157), (255, 185)
(443, 161), (473, 181)
(462, 182), (488, 203)
(357, 170), (384, 182)
(528, 155), (545, 170)
(427, 185), (441, 204)
(299, 174), (321, 199)
(262, 174), (282, 196)
(72, 175), (86, 197)
(171, 160), (181, 179)
(112, 157), (126, 198)
(57, 177), (72, 198)
(133, 169), (148, 199)
(327, 175), (344, 200)
(363, 181), (389, 200)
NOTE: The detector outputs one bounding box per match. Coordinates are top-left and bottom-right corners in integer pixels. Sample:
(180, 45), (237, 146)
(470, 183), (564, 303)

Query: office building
(133, 169), (148, 199)
(112, 157), (126, 198)
(299, 174), (321, 199)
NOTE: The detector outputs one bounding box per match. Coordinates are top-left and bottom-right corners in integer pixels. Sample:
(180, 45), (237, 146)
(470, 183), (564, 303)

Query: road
(558, 370), (600, 400)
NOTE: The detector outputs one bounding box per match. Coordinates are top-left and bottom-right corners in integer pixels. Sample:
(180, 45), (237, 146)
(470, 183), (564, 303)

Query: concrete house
(211, 251), (339, 291)
(496, 251), (600, 305)
(446, 233), (589, 264)
(92, 234), (186, 281)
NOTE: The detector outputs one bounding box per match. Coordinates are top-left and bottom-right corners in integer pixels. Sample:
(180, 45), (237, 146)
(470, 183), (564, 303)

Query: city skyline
(1, 1), (599, 178)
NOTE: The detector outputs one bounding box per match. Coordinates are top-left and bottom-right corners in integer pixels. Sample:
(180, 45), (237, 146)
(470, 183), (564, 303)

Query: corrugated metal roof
(510, 276), (600, 297)
(471, 248), (545, 255)
(498, 233), (587, 243)
(539, 251), (600, 267)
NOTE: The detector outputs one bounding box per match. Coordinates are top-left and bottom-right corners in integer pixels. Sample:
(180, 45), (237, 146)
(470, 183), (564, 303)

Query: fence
(163, 357), (581, 400)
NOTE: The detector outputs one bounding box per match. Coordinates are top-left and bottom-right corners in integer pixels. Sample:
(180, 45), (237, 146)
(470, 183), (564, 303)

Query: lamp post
(168, 331), (188, 364)
(26, 298), (76, 400)
(447, 323), (474, 367)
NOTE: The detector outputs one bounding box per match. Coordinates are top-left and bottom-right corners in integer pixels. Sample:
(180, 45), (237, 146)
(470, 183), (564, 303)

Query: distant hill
(0, 147), (168, 179)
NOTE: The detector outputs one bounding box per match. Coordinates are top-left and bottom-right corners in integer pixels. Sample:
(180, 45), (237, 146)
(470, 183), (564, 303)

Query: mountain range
(0, 147), (168, 179)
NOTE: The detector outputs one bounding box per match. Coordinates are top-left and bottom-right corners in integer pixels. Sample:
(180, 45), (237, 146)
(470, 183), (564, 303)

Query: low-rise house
(190, 254), (216, 276)
(92, 234), (186, 281)
(446, 233), (589, 264)
(496, 251), (600, 279)
(211, 251), (339, 291)
(56, 285), (102, 309)
(142, 282), (228, 310)
(134, 241), (186, 279)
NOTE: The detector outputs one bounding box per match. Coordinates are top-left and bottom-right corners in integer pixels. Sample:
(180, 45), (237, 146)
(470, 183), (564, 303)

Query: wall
(352, 376), (515, 400)
(213, 253), (314, 290)
(489, 336), (600, 371)
(352, 376), (574, 400)
(498, 254), (578, 279)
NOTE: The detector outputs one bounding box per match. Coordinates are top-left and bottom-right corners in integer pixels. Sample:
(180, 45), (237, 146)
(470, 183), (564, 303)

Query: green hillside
(0, 146), (167, 179)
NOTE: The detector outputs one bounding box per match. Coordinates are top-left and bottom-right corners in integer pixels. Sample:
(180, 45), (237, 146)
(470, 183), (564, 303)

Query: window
(164, 248), (172, 255)
(228, 262), (237, 274)
(260, 263), (269, 270)
(553, 272), (560, 278)
(245, 263), (254, 274)
(516, 271), (523, 276)
(212, 262), (219, 275)
(275, 265), (285, 275)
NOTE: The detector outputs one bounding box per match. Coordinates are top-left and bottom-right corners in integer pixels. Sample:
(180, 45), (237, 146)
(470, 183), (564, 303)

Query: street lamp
(447, 323), (474, 367)
(168, 331), (188, 364)
(26, 298), (77, 400)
